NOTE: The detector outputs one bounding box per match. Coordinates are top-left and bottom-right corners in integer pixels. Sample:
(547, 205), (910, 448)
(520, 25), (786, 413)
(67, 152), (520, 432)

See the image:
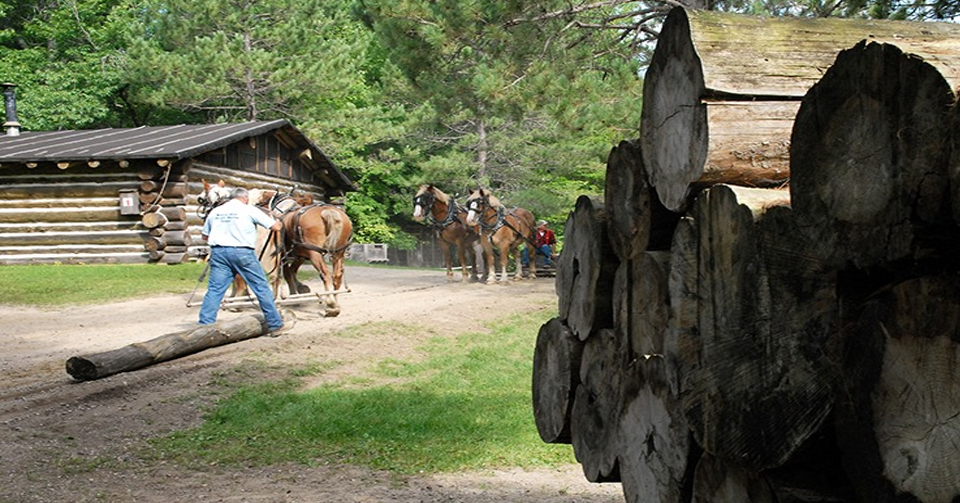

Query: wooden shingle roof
(0, 119), (356, 192)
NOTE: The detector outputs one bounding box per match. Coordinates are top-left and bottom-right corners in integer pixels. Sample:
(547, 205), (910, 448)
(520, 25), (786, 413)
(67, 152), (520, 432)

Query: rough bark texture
(66, 315), (269, 381)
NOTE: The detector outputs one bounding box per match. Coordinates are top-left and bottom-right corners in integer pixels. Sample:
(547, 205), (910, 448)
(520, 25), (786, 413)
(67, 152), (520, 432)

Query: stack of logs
(534, 8), (960, 503)
(138, 164), (193, 264)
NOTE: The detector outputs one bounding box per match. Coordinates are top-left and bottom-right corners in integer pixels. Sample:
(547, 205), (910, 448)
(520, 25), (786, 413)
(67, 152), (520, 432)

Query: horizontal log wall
(0, 166), (153, 264)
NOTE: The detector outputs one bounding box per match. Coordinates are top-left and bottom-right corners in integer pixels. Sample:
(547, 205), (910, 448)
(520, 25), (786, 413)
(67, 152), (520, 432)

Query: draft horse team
(197, 180), (549, 319)
(414, 183), (548, 284)
(199, 180), (353, 317)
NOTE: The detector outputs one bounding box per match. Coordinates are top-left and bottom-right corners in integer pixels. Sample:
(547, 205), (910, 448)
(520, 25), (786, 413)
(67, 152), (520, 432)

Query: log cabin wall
(0, 122), (352, 265)
(0, 161), (153, 265)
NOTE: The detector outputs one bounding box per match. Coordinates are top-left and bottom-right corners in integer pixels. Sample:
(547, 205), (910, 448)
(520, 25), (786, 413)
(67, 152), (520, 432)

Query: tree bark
(555, 196), (618, 341)
(836, 276), (960, 503)
(790, 41), (956, 269)
(532, 317), (583, 444)
(66, 314), (270, 381)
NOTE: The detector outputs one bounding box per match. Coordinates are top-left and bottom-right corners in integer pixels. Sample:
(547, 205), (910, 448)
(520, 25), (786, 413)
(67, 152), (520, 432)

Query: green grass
(151, 312), (575, 474)
(0, 260), (384, 307)
(0, 263), (208, 306)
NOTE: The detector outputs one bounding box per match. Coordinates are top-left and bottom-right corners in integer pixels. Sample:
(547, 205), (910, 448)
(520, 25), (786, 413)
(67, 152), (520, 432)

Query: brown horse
(413, 184), (482, 282)
(464, 188), (537, 283)
(252, 189), (353, 317)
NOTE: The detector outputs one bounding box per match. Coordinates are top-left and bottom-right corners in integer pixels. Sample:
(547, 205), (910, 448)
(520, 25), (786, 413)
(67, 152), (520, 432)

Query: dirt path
(0, 266), (622, 503)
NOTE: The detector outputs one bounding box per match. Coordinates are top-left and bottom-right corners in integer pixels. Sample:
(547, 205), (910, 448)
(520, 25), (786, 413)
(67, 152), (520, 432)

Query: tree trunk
(618, 355), (694, 503)
(604, 140), (658, 260)
(674, 185), (838, 471)
(532, 317), (583, 444)
(66, 314), (270, 381)
(691, 454), (776, 503)
(640, 6), (960, 213)
(570, 328), (623, 482)
(790, 41), (956, 269)
(836, 276), (960, 503)
(555, 195), (618, 341)
(614, 251), (670, 358)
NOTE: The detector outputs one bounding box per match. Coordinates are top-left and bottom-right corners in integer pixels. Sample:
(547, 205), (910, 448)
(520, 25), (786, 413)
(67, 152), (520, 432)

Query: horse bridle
(415, 191), (461, 230)
(467, 193), (507, 233)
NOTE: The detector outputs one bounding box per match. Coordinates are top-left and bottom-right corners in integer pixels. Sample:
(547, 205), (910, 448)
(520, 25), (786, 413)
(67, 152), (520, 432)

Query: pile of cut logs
(534, 7), (960, 503)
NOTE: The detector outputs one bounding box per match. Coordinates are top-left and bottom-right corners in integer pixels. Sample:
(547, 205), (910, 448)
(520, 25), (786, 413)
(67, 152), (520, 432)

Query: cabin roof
(0, 119), (357, 192)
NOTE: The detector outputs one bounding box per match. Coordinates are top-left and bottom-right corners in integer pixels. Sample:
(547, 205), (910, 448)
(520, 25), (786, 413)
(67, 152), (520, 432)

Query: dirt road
(0, 266), (622, 503)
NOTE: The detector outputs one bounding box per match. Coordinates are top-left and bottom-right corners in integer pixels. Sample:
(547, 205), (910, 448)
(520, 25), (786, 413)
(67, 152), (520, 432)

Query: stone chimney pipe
(3, 83), (21, 137)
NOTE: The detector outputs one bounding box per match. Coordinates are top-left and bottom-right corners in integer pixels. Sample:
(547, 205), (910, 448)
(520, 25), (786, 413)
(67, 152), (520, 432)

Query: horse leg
(499, 244), (511, 283)
(456, 241), (470, 282)
(439, 239), (454, 282)
(306, 250), (339, 317)
(513, 244), (530, 281)
(481, 238), (497, 284)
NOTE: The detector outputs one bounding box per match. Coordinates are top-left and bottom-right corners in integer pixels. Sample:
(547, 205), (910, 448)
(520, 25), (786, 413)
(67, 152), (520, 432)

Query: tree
(0, 0), (137, 129)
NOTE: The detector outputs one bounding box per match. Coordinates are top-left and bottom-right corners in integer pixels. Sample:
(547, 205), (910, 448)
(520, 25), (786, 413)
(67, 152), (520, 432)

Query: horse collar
(429, 200), (460, 230)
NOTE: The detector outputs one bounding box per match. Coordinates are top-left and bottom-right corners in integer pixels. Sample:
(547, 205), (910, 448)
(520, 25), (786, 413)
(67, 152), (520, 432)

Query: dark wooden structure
(0, 120), (356, 264)
(534, 8), (960, 503)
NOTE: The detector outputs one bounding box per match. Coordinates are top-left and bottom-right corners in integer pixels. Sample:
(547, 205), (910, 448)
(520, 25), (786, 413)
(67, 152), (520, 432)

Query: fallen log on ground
(65, 314), (270, 381)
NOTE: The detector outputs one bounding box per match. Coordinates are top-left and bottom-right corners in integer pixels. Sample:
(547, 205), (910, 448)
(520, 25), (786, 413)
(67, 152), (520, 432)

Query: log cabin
(0, 96), (356, 265)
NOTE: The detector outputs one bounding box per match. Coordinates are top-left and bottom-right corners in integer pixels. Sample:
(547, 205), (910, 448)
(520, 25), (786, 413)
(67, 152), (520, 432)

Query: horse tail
(321, 207), (352, 251)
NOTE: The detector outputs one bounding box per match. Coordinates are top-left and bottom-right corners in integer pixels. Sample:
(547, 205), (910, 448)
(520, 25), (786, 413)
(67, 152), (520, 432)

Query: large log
(640, 7), (960, 212)
(0, 229), (149, 246)
(613, 251), (669, 358)
(617, 355), (693, 503)
(532, 317), (583, 445)
(691, 454), (776, 503)
(65, 314), (272, 381)
(836, 276), (960, 503)
(0, 181), (140, 199)
(0, 207), (129, 224)
(604, 140), (680, 259)
(570, 328), (623, 482)
(671, 185), (839, 471)
(791, 41), (956, 269)
(555, 195), (618, 341)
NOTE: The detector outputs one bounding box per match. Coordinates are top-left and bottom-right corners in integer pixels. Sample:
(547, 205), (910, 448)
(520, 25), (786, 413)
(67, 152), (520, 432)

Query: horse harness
(415, 191), (467, 235)
(469, 194), (529, 245)
(267, 193), (354, 257)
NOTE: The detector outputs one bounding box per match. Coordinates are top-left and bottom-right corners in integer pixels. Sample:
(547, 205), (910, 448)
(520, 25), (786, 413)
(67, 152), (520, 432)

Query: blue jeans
(199, 246), (284, 330)
(522, 245), (553, 267)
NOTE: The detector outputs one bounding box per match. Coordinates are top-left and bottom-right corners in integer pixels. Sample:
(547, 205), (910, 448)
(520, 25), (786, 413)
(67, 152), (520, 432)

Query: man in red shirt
(523, 219), (557, 269)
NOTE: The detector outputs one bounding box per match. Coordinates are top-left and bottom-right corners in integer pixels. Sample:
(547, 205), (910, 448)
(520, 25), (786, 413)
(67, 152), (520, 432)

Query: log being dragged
(66, 314), (272, 381)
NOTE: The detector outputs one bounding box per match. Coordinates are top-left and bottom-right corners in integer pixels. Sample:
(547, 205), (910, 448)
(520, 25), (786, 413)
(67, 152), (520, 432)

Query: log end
(65, 356), (99, 381)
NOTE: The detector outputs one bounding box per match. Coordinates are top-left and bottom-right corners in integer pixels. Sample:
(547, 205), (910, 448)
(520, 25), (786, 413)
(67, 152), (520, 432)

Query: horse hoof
(324, 307), (341, 317)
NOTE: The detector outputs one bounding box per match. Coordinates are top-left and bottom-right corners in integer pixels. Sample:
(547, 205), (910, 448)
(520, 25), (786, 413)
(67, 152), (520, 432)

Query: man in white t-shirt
(198, 188), (287, 334)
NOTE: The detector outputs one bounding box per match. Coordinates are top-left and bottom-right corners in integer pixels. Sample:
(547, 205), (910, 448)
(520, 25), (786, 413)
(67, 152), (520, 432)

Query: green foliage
(152, 310), (576, 473)
(0, 263), (206, 306)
